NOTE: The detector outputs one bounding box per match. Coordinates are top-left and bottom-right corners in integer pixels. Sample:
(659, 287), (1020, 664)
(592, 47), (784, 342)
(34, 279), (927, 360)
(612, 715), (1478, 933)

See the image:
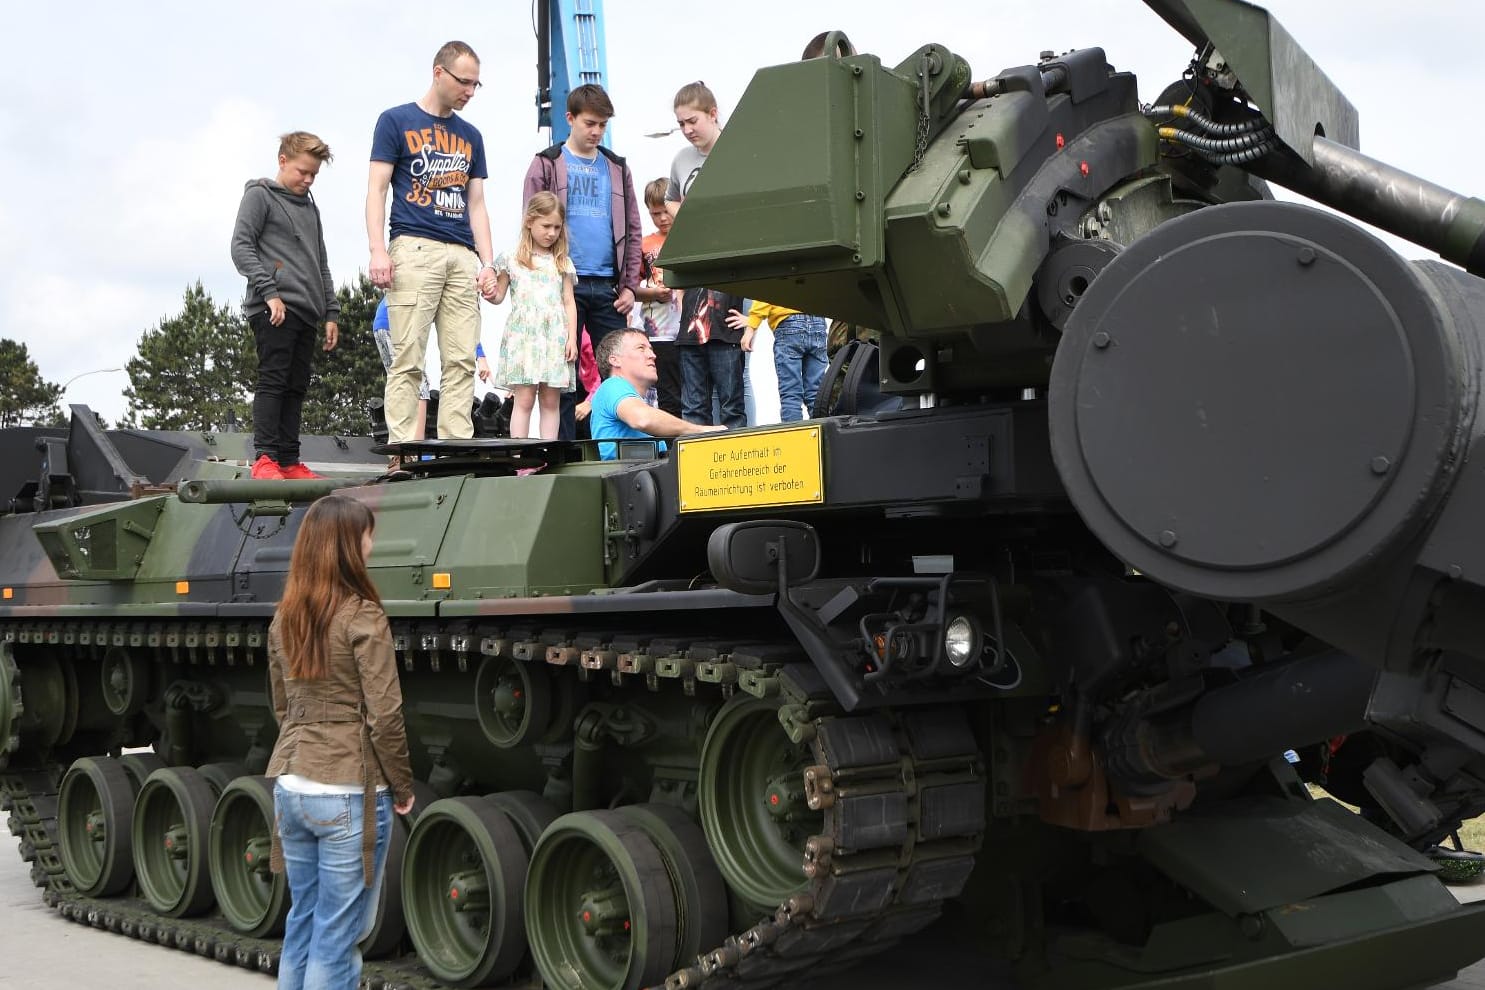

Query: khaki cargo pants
(383, 235), (480, 442)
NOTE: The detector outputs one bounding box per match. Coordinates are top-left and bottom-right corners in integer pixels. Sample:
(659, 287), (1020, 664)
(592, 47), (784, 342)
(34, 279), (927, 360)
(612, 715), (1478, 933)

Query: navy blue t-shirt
(371, 103), (488, 250)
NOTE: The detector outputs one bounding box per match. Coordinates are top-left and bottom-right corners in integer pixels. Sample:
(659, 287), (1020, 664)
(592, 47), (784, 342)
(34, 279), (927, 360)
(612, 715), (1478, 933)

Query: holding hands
(478, 264), (499, 301)
(481, 265), (510, 306)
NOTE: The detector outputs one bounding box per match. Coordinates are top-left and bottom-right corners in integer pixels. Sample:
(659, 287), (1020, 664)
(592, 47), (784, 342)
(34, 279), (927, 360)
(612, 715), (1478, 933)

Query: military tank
(6, 1), (1485, 988)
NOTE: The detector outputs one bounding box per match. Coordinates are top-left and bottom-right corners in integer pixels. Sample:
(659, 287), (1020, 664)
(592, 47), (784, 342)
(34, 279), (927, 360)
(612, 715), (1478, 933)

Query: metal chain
(909, 54), (932, 174)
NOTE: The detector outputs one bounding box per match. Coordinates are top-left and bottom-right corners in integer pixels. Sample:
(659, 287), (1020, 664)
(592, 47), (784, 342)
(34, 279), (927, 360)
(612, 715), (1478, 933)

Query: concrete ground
(2, 845), (1484, 989)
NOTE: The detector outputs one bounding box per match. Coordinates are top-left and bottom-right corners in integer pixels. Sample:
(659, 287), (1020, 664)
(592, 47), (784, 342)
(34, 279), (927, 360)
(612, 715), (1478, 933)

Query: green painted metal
(525, 809), (677, 990)
(32, 497), (166, 581)
(176, 478), (362, 504)
(1136, 797), (1438, 916)
(696, 695), (815, 912)
(436, 474), (608, 598)
(659, 51), (919, 330)
(207, 775), (288, 938)
(131, 766), (216, 917)
(57, 756), (136, 897)
(658, 36), (1156, 369)
(401, 797), (528, 988)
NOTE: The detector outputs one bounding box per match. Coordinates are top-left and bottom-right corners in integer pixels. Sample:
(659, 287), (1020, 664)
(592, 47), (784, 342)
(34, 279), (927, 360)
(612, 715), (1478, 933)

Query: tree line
(2, 277), (387, 434)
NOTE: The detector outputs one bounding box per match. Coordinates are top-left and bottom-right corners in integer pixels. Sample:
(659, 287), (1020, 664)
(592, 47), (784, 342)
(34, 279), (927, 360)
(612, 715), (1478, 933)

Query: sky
(0, 1), (1478, 427)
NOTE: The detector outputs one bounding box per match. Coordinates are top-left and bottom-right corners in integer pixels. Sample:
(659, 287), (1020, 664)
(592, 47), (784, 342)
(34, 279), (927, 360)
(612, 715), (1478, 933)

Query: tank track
(653, 667), (984, 990)
(1, 632), (985, 990)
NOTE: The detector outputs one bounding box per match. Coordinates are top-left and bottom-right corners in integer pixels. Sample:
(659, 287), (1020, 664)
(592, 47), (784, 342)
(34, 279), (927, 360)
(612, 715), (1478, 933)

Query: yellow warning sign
(677, 426), (824, 513)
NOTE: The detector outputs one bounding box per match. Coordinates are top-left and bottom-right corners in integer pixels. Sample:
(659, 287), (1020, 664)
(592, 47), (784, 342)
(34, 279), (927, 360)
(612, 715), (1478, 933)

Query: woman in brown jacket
(266, 494), (415, 990)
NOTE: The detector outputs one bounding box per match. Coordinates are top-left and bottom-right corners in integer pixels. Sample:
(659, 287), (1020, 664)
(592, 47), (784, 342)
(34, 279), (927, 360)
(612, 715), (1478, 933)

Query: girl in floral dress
(487, 192), (578, 439)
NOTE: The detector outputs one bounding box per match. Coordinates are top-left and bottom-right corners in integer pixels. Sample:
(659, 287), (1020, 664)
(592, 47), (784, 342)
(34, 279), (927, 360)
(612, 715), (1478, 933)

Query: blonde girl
(483, 192), (578, 440)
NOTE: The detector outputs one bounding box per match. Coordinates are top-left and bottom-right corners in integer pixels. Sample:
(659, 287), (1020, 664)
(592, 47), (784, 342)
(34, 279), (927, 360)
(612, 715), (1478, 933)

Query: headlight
(944, 615), (979, 669)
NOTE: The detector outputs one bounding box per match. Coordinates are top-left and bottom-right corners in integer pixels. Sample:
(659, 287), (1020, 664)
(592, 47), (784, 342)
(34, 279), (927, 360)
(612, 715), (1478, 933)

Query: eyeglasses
(442, 67), (482, 90)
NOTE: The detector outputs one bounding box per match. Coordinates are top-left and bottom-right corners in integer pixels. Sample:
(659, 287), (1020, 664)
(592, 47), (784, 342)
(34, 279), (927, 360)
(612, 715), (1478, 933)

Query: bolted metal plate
(1051, 201), (1461, 601)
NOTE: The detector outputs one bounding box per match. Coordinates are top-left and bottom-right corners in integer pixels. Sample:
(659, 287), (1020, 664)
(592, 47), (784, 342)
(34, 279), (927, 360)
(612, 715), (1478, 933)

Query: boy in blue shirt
(523, 84), (645, 441)
(590, 330), (724, 460)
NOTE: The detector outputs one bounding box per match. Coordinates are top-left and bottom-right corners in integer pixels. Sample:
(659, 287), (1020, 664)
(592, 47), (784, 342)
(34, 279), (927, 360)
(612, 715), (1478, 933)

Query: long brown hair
(277, 494), (381, 680)
(515, 191), (572, 273)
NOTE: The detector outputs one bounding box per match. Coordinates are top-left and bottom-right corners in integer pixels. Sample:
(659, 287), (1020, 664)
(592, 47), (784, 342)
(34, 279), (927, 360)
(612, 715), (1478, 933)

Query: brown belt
(276, 696), (380, 887)
(285, 697), (362, 724)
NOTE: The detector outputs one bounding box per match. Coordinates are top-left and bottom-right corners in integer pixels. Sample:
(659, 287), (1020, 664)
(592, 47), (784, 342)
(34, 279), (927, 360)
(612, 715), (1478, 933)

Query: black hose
(1144, 103), (1267, 136)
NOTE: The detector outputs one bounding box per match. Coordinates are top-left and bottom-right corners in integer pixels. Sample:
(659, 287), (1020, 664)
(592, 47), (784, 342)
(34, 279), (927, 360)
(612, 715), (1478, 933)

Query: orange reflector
(176, 581), (190, 595)
(432, 572), (451, 589)
(2, 588), (10, 600)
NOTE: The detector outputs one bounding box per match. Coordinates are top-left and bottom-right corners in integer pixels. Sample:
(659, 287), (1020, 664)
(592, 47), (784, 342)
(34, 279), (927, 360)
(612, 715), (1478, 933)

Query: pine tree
(0, 339), (64, 427)
(300, 275), (386, 435)
(122, 283), (253, 431)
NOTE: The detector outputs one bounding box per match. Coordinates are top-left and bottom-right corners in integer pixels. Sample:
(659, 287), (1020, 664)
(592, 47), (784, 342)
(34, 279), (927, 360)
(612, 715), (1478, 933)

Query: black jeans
(250, 309), (316, 465)
(559, 276), (630, 441)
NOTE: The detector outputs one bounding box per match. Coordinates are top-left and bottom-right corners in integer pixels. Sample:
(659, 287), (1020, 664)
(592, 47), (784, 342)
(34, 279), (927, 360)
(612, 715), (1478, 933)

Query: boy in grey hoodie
(230, 131), (339, 480)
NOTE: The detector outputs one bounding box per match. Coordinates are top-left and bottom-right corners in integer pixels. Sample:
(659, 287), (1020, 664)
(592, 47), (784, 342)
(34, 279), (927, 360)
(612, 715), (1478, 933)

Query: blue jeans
(275, 786), (393, 990)
(772, 315), (828, 422)
(681, 343), (746, 428)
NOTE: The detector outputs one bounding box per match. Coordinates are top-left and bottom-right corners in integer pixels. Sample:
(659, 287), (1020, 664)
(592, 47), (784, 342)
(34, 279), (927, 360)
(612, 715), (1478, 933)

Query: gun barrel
(1258, 137), (1485, 276)
(178, 479), (356, 504)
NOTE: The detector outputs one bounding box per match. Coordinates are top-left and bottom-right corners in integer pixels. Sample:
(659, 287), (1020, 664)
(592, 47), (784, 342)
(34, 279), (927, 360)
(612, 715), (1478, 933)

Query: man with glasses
(366, 40), (496, 444)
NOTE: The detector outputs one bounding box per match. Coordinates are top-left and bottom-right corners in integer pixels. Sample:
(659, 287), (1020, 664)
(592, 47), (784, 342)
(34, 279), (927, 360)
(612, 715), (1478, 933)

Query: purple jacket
(523, 145), (644, 294)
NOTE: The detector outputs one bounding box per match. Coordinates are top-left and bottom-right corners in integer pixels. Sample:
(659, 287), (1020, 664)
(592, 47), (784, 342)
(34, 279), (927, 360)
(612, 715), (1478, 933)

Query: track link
(653, 667), (985, 990)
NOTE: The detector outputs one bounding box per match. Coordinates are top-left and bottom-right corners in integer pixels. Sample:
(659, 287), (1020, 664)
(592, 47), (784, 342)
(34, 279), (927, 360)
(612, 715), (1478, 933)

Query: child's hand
(565, 337), (578, 363)
(724, 308), (748, 331)
(477, 356), (491, 382)
(575, 400), (592, 421)
(741, 327), (755, 353)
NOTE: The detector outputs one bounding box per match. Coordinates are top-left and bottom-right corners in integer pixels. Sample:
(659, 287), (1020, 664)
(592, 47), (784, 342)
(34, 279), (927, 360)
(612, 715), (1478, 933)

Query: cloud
(5, 273), (164, 421)
(100, 99), (277, 278)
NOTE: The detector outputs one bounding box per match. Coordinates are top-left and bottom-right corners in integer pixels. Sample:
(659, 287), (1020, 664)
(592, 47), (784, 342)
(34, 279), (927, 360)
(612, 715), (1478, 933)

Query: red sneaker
(279, 463), (324, 480)
(250, 455), (285, 480)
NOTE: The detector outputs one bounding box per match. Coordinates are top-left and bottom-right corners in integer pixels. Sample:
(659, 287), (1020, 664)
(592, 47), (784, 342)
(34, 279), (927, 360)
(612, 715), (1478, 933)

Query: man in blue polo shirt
(590, 330), (724, 460)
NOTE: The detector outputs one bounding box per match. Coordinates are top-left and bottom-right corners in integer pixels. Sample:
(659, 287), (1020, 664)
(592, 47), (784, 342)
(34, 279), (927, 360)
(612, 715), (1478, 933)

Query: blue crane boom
(535, 0), (609, 144)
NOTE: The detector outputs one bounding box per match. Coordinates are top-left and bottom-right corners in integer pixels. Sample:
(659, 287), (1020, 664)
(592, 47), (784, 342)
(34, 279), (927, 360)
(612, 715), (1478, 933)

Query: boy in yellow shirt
(726, 301), (829, 422)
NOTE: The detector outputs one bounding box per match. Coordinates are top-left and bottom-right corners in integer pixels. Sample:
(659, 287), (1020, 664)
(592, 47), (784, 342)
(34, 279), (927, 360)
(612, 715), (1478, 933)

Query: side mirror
(706, 521), (821, 595)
